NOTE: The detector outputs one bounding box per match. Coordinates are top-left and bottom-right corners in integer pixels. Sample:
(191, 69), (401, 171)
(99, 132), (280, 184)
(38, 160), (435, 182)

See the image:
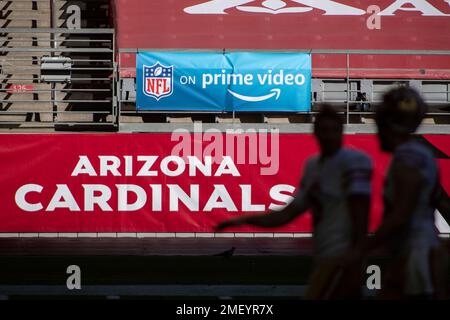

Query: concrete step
(0, 94), (62, 121)
(0, 19), (50, 28)
(0, 82), (51, 89)
(167, 116), (193, 124)
(215, 116), (241, 124)
(361, 117), (375, 124)
(0, 61), (40, 68)
(0, 70), (39, 74)
(56, 112), (96, 122)
(0, 40), (54, 48)
(0, 108), (53, 122)
(0, 2), (50, 11)
(0, 66), (39, 74)
(0, 32), (58, 37)
(0, 11), (50, 19)
(0, 114), (31, 122)
(0, 75), (41, 82)
(264, 116), (290, 124)
(120, 115), (144, 124)
(0, 97), (52, 106)
(1, 41), (73, 49)
(0, 8), (50, 14)
(423, 117), (436, 125)
(0, 39), (108, 49)
(0, 52), (57, 58)
(0, 92), (52, 100)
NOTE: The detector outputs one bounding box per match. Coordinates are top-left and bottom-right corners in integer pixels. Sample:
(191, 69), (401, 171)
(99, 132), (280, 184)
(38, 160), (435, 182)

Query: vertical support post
(51, 0), (57, 48)
(112, 31), (117, 127)
(116, 48), (122, 128)
(50, 0), (57, 123)
(346, 53), (350, 125)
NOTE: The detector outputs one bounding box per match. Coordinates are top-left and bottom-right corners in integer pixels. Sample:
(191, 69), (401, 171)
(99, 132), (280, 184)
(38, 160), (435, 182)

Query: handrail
(117, 48), (450, 55)
(0, 28), (115, 33)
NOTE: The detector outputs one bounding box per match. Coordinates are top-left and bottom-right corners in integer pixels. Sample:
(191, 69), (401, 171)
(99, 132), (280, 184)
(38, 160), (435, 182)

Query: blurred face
(314, 117), (343, 157)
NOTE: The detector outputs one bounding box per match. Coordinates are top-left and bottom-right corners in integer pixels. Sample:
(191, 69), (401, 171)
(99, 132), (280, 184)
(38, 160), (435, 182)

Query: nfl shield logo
(143, 62), (174, 100)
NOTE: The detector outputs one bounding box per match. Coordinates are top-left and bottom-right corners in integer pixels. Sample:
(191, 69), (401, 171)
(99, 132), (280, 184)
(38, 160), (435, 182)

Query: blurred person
(216, 104), (373, 299)
(356, 92), (370, 112)
(347, 87), (449, 299)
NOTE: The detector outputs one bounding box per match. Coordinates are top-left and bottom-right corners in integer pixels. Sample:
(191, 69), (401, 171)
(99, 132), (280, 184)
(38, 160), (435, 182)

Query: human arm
(215, 190), (310, 230)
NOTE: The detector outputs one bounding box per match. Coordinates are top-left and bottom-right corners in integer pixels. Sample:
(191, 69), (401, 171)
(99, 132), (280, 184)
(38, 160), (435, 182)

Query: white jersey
(384, 140), (440, 295)
(294, 148), (373, 259)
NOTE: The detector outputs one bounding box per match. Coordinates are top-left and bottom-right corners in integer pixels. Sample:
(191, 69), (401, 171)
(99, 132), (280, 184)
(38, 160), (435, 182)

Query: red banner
(0, 133), (448, 233)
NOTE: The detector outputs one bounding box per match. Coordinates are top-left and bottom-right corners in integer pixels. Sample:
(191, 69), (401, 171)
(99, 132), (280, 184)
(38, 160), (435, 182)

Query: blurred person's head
(375, 87), (427, 152)
(314, 104), (343, 157)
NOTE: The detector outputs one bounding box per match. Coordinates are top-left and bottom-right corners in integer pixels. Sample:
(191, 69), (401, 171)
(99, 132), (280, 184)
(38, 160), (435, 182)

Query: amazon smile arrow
(227, 88), (281, 102)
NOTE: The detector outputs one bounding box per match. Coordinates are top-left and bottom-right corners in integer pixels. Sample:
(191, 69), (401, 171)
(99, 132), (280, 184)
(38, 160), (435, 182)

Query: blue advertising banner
(136, 52), (311, 112)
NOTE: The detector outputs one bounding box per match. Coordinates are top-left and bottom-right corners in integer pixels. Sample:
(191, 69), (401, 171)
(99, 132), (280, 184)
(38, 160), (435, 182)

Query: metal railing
(117, 48), (450, 125)
(0, 28), (116, 127)
(1, 37), (449, 128)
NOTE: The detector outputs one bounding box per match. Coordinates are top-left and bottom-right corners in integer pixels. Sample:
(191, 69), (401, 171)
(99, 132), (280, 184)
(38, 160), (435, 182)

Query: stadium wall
(114, 0), (450, 79)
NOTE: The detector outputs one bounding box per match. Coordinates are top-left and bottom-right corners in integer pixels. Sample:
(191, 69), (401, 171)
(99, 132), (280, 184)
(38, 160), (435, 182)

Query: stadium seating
(0, 0), (114, 127)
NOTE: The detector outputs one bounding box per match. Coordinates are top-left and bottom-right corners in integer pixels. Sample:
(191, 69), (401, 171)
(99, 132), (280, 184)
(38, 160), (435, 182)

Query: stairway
(0, 0), (114, 128)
